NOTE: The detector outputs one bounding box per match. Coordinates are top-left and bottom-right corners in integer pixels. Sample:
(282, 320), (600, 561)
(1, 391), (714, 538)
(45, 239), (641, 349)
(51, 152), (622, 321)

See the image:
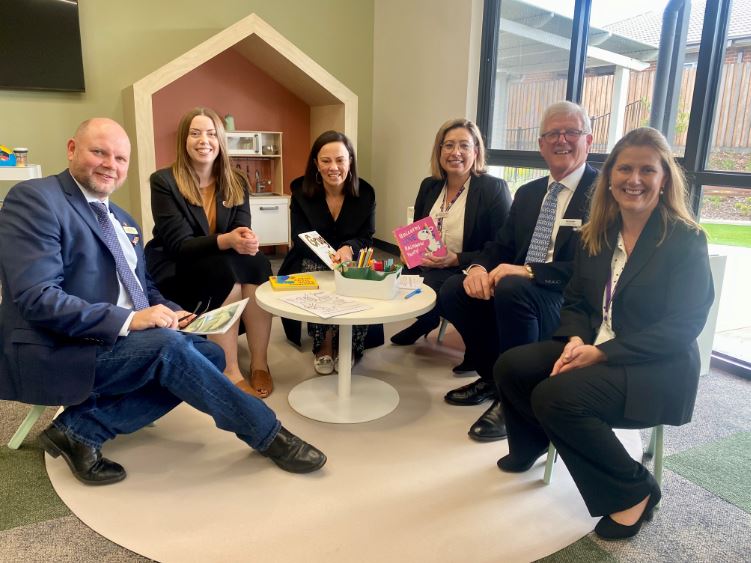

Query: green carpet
(537, 537), (616, 562)
(0, 442), (70, 530)
(665, 431), (751, 513)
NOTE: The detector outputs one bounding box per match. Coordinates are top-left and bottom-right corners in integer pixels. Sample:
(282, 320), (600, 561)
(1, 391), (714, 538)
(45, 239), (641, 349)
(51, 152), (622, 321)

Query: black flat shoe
(497, 446), (548, 473)
(444, 379), (497, 406)
(261, 426), (327, 474)
(595, 476), (662, 540)
(390, 318), (440, 346)
(469, 400), (507, 442)
(39, 425), (126, 486)
(452, 357), (476, 375)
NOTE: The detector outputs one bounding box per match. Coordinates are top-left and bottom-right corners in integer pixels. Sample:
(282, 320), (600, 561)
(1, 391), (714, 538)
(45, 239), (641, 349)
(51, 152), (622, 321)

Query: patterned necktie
(89, 202), (149, 310)
(524, 181), (566, 264)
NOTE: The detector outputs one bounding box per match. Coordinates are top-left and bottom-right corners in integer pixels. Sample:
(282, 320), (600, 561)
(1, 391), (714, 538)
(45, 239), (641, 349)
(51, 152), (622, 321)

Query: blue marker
(404, 288), (422, 299)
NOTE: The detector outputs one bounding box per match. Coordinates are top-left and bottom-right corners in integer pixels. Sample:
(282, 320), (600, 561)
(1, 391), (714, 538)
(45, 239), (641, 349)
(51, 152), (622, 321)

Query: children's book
(179, 298), (248, 335)
(392, 216), (447, 269)
(298, 231), (336, 269)
(269, 273), (319, 291)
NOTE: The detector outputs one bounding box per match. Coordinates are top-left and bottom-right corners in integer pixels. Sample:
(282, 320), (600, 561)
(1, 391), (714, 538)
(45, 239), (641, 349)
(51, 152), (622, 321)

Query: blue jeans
(54, 329), (280, 451)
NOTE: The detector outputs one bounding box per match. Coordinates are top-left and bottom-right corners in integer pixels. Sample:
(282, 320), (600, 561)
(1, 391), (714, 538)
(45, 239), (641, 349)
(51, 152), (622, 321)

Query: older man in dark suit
(0, 118), (325, 485)
(438, 102), (597, 442)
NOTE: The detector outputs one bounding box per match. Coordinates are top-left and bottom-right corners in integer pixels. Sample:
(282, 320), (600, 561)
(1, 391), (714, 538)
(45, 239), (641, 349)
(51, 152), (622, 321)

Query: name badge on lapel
(560, 218), (582, 230)
(122, 225), (139, 235)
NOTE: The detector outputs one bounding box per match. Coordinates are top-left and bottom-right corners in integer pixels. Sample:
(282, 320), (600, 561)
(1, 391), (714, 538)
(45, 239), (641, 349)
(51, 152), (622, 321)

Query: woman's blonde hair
(581, 127), (701, 255)
(172, 107), (247, 207)
(430, 118), (487, 179)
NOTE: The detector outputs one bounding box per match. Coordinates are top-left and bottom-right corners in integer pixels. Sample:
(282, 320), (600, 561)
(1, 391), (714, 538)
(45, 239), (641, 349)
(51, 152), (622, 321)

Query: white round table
(256, 271), (436, 423)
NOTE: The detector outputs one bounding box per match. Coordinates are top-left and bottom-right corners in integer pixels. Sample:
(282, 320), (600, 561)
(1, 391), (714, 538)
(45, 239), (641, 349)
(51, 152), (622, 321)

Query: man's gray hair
(539, 101), (591, 135)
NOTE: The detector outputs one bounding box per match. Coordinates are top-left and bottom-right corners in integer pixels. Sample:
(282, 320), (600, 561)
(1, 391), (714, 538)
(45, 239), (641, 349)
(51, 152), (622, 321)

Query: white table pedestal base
(288, 375), (399, 423)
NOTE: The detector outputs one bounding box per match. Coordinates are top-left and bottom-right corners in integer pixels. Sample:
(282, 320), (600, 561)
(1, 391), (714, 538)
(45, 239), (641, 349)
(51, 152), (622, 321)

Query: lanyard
(436, 183), (467, 234)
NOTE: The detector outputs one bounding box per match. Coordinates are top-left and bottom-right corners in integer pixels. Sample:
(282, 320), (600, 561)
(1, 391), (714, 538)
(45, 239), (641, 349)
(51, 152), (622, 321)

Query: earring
(608, 186), (612, 191)
(660, 188), (664, 195)
(315, 171), (322, 184)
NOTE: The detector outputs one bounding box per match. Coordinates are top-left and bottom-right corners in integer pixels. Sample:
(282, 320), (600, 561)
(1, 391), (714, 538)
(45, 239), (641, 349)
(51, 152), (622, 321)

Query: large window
(478, 0), (751, 373)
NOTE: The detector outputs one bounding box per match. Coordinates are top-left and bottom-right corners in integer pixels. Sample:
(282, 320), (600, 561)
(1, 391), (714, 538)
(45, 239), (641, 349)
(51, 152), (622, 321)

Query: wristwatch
(524, 264), (535, 279)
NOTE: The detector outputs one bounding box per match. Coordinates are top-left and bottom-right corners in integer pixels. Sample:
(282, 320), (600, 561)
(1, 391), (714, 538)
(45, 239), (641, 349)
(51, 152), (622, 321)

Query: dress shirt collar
(547, 162), (586, 194)
(72, 176), (111, 208)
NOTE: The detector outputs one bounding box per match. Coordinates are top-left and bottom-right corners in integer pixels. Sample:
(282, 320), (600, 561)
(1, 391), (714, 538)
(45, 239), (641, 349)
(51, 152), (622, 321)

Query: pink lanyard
(436, 183), (466, 234)
(603, 271), (616, 323)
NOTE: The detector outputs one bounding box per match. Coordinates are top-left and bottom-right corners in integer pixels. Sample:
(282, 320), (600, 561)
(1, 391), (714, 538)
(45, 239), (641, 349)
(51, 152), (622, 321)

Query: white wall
(371, 0), (484, 243)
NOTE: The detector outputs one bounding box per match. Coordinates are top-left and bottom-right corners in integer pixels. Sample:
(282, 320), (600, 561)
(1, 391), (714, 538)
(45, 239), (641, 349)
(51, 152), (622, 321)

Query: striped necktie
(524, 182), (565, 264)
(89, 202), (149, 310)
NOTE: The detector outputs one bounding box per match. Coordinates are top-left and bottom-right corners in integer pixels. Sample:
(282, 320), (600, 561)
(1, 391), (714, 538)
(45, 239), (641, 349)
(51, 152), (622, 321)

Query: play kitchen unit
(226, 131), (290, 246)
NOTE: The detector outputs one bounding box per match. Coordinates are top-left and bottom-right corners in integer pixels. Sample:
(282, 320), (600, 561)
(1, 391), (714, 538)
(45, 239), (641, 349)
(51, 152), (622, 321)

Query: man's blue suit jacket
(0, 170), (177, 406)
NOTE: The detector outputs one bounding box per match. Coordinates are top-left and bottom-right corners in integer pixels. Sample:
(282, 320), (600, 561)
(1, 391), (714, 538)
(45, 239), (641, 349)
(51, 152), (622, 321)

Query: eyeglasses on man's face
(540, 129), (587, 144)
(440, 141), (475, 153)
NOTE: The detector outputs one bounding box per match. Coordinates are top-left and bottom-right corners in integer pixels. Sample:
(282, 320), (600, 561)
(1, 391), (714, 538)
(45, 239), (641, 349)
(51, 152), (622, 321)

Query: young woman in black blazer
(494, 128), (714, 540)
(390, 119), (512, 364)
(145, 107), (274, 398)
(278, 131), (376, 374)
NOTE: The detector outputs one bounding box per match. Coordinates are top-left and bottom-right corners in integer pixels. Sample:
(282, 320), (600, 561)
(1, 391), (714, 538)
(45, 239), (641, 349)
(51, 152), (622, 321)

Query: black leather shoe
(595, 475), (662, 540)
(390, 318), (440, 346)
(496, 446), (548, 473)
(261, 426), (327, 474)
(452, 357), (476, 375)
(469, 400), (507, 442)
(444, 379), (496, 406)
(38, 425), (126, 486)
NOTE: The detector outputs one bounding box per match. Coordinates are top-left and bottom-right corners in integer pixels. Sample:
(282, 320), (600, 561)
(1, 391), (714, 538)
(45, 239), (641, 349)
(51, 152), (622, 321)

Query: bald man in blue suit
(0, 118), (325, 484)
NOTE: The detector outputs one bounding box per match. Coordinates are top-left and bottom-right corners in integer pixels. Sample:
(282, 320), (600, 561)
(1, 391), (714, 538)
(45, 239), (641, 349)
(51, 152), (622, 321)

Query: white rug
(46, 319), (642, 563)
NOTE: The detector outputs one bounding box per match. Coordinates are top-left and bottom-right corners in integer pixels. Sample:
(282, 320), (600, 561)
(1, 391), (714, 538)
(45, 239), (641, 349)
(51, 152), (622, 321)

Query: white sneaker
(314, 354), (334, 375)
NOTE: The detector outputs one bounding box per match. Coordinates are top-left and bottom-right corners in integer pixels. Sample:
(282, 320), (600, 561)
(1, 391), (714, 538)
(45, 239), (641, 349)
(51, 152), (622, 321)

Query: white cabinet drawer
(249, 196), (289, 245)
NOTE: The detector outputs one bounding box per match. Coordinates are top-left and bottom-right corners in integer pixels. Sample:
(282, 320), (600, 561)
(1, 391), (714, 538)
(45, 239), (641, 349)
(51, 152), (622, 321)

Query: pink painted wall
(152, 48), (310, 193)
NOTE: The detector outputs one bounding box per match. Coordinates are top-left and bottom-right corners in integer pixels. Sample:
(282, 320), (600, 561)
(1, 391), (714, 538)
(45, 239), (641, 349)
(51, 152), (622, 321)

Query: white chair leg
(436, 318), (449, 344)
(543, 443), (557, 485)
(8, 405), (46, 450)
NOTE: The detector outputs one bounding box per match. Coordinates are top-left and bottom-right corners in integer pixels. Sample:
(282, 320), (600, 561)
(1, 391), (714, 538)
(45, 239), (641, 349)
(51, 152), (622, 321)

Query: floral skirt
(301, 258), (367, 357)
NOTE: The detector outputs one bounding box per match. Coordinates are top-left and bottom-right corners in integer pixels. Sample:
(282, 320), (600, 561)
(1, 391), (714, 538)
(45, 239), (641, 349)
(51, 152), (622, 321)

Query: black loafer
(444, 379), (497, 406)
(261, 426), (327, 474)
(39, 425), (126, 486)
(496, 446), (548, 473)
(452, 357), (476, 375)
(469, 400), (507, 442)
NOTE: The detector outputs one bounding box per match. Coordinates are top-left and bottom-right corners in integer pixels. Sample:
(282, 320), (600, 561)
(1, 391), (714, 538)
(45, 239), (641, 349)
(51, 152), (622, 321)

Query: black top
(413, 173), (512, 268)
(278, 176), (376, 275)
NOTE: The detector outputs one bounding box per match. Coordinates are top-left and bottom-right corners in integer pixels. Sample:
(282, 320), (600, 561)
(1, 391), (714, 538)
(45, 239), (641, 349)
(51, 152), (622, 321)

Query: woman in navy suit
(146, 107), (274, 398)
(390, 119), (512, 367)
(494, 127), (714, 540)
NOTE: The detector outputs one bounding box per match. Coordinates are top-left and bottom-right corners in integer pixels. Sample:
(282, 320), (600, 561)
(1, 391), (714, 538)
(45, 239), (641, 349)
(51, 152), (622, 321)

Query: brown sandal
(250, 368), (273, 398)
(234, 378), (263, 398)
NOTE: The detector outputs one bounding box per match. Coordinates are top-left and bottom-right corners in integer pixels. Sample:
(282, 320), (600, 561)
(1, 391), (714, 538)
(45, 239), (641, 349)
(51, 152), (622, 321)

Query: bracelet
(524, 264), (535, 279)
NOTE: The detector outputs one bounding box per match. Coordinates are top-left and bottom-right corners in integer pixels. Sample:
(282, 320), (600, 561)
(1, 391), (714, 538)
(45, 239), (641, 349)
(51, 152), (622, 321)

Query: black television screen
(0, 0), (85, 92)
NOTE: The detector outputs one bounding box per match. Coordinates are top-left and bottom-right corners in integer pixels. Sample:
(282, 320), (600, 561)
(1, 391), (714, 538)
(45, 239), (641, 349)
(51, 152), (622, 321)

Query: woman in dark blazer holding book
(278, 130), (376, 375)
(391, 119), (512, 364)
(494, 128), (714, 540)
(145, 107), (274, 398)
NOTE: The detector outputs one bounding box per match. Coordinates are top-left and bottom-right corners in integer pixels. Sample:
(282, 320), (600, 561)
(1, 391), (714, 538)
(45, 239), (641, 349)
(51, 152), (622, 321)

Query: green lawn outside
(702, 223), (751, 247)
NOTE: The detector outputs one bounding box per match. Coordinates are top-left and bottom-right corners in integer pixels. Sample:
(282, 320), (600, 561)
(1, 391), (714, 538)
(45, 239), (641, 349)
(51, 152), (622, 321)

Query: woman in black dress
(146, 107), (274, 398)
(278, 131), (376, 375)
